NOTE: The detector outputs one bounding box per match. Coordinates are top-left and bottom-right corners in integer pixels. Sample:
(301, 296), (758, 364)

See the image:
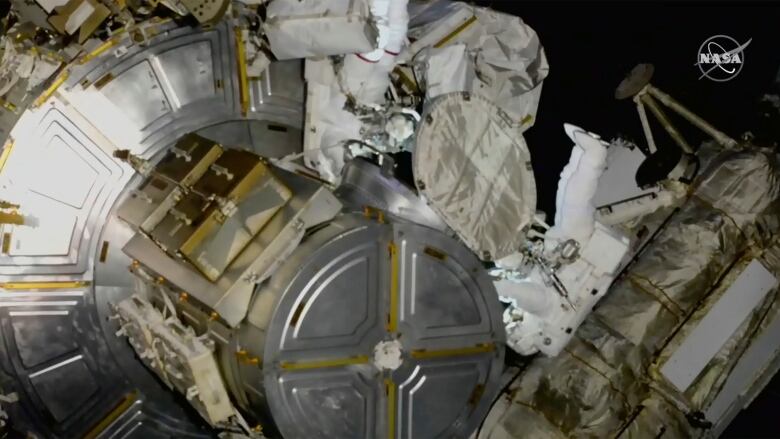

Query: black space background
(469, 1), (780, 438)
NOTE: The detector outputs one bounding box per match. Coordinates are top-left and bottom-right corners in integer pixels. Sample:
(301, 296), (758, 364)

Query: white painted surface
(706, 309), (780, 423)
(661, 260), (778, 392)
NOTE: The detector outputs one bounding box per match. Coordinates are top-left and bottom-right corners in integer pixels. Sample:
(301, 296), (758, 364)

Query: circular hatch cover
(262, 215), (505, 438)
(413, 92), (537, 261)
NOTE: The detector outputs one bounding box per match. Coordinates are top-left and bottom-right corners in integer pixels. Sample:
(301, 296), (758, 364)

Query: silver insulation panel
(479, 146), (780, 439)
(413, 92), (536, 261)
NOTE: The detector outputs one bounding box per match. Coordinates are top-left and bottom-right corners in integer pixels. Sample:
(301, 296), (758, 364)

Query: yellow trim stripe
(434, 16), (478, 48)
(0, 98), (17, 112)
(410, 343), (495, 360)
(234, 27), (250, 116)
(386, 378), (396, 439)
(0, 140), (15, 174)
(0, 211), (24, 226)
(84, 391), (138, 439)
(34, 71), (69, 107)
(280, 355), (369, 371)
(387, 242), (399, 333)
(0, 281), (90, 290)
(1, 233), (10, 254)
(79, 39), (117, 65)
(393, 67), (418, 92)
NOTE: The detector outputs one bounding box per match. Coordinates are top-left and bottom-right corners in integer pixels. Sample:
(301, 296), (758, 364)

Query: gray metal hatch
(261, 214), (505, 438)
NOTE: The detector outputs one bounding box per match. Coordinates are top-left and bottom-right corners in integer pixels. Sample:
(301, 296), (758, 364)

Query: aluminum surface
(0, 19), (304, 437)
(335, 158), (447, 232)
(239, 214), (505, 439)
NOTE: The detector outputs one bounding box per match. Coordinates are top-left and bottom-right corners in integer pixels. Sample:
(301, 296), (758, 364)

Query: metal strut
(616, 63), (739, 155)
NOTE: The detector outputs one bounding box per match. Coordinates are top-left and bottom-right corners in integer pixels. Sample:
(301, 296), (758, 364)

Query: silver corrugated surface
(481, 146), (780, 439)
(413, 92), (536, 261)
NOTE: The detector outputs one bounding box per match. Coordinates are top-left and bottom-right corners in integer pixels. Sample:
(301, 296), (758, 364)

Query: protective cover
(411, 3), (549, 131)
(479, 147), (780, 439)
(265, 0), (379, 60)
(413, 92), (536, 261)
